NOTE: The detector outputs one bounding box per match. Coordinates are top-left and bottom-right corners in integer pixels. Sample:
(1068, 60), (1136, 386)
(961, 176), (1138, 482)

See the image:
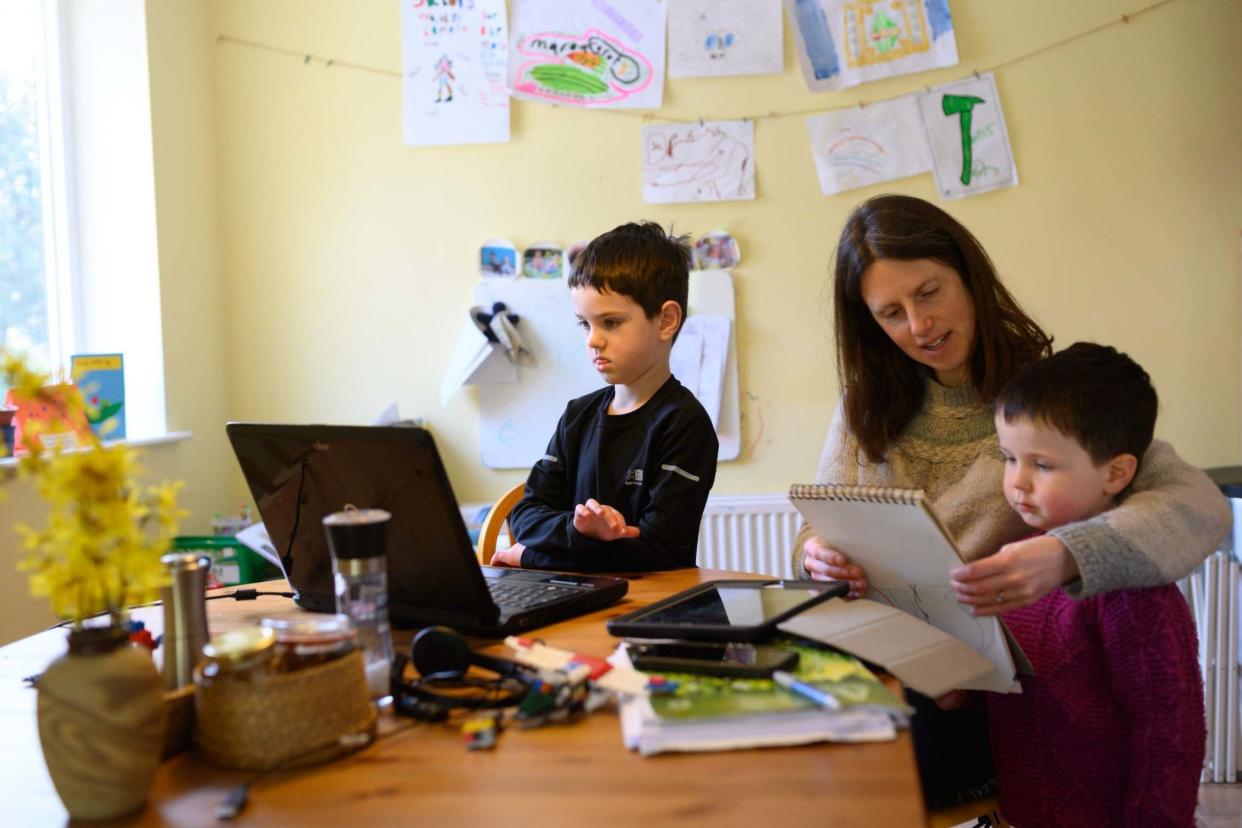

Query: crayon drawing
(806, 95), (932, 195)
(917, 72), (1017, 199)
(509, 0), (667, 109)
(401, 0), (509, 146)
(786, 0), (957, 92)
(668, 0), (783, 79)
(641, 120), (755, 204)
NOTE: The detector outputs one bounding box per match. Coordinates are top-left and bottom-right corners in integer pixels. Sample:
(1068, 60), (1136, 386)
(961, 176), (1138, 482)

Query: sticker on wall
(668, 0), (784, 78)
(508, 0), (667, 109)
(522, 242), (565, 279)
(566, 240), (589, 276)
(401, 0), (510, 146)
(479, 239), (519, 278)
(786, 0), (958, 93)
(806, 95), (932, 195)
(694, 232), (741, 270)
(917, 72), (1018, 199)
(642, 120), (756, 204)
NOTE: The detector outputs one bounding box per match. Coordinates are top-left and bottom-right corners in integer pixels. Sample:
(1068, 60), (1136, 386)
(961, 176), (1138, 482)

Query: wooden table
(0, 569), (925, 827)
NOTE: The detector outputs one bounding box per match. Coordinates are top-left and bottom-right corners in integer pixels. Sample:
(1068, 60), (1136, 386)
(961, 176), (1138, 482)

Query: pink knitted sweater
(987, 585), (1205, 826)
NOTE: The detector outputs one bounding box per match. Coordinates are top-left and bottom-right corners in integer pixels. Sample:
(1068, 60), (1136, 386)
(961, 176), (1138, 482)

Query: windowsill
(0, 430), (192, 469)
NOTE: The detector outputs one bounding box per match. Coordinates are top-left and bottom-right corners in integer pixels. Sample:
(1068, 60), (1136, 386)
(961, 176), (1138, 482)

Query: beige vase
(36, 625), (167, 820)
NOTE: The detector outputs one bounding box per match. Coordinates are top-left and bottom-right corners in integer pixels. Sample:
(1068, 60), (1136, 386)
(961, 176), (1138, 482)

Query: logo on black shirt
(624, 469), (644, 486)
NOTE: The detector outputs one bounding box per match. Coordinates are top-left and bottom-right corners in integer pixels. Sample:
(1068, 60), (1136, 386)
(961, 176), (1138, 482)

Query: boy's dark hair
(569, 222), (692, 332)
(996, 342), (1157, 464)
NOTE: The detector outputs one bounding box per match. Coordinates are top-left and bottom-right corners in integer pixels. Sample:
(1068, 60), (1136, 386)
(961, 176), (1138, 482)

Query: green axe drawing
(942, 94), (985, 186)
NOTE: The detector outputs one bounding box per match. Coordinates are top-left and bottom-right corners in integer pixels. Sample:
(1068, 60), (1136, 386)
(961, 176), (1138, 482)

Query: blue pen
(772, 670), (842, 711)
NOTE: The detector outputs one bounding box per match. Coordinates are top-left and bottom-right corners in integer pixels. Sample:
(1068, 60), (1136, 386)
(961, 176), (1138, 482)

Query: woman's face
(859, 258), (977, 386)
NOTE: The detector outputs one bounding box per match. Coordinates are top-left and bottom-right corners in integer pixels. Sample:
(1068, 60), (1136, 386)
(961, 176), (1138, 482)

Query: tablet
(605, 579), (848, 643)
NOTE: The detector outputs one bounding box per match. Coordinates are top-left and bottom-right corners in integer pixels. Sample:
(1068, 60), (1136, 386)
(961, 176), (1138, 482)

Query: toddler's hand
(573, 498), (640, 542)
(490, 542), (526, 567)
(801, 537), (869, 598)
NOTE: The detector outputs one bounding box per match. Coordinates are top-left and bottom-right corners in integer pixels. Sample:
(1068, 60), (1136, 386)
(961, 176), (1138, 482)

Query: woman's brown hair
(834, 194), (1052, 463)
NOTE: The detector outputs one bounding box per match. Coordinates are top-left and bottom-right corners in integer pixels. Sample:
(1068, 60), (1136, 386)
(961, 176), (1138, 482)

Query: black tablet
(605, 579), (848, 643)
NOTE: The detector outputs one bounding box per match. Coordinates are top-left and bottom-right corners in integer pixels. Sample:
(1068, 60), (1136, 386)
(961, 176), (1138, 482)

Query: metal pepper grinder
(160, 552), (212, 690)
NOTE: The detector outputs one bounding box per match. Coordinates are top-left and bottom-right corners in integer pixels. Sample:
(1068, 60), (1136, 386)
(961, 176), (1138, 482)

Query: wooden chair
(476, 482), (526, 565)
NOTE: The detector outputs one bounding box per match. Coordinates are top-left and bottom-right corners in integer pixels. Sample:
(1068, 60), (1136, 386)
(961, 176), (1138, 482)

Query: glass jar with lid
(197, 626), (277, 687)
(261, 614), (357, 673)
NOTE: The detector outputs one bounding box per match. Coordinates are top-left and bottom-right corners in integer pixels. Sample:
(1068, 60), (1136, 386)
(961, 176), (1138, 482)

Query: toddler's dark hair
(569, 222), (692, 330)
(996, 342), (1157, 464)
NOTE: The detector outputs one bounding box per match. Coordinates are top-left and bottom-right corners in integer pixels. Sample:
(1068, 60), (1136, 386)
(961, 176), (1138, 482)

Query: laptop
(225, 423), (629, 637)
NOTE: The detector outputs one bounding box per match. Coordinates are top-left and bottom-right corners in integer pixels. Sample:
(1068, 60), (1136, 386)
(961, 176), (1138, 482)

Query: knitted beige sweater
(792, 380), (1230, 597)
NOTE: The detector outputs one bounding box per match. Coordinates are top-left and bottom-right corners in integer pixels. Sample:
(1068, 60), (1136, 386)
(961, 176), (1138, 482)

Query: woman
(794, 194), (1228, 804)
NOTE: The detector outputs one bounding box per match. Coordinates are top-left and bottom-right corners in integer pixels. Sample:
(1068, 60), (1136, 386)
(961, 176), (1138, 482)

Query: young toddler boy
(987, 342), (1205, 825)
(491, 222), (718, 572)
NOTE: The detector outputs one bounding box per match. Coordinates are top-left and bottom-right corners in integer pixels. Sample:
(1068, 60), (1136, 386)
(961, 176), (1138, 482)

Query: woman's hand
(801, 537), (869, 598)
(950, 535), (1080, 616)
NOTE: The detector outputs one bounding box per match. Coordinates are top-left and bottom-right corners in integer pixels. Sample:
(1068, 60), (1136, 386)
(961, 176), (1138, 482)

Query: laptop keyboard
(486, 579), (582, 612)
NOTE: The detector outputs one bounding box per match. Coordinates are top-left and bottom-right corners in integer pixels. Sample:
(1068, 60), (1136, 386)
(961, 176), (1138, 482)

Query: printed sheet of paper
(786, 0), (958, 93)
(918, 72), (1018, 199)
(668, 0), (783, 78)
(509, 0), (667, 109)
(670, 315), (731, 428)
(642, 120), (755, 204)
(402, 0), (510, 146)
(806, 95), (932, 195)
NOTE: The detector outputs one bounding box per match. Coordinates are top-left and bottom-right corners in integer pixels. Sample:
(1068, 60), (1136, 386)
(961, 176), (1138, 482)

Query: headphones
(390, 626), (533, 722)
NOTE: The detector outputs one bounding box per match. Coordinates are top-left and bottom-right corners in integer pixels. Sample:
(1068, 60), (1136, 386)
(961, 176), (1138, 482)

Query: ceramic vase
(36, 625), (167, 820)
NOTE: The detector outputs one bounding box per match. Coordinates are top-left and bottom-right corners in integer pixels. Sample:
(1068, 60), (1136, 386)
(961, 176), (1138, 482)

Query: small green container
(171, 536), (281, 587)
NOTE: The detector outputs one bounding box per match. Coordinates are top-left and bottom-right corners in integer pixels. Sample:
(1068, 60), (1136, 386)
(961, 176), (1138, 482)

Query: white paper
(642, 120), (755, 204)
(670, 315), (730, 428)
(918, 71), (1018, 199)
(509, 0), (667, 109)
(439, 312), (517, 406)
(402, 0), (510, 146)
(234, 522), (282, 573)
(669, 318), (705, 400)
(668, 0), (783, 78)
(787, 0), (958, 93)
(806, 95), (933, 195)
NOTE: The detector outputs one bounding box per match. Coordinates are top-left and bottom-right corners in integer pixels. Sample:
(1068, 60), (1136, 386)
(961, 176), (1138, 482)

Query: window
(0, 0), (72, 380)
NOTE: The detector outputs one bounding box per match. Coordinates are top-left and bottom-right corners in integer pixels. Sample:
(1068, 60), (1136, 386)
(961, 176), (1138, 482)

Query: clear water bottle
(322, 507), (394, 699)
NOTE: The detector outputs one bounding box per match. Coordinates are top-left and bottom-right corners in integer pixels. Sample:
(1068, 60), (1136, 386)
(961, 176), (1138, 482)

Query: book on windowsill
(612, 640), (910, 757)
(71, 353), (125, 441)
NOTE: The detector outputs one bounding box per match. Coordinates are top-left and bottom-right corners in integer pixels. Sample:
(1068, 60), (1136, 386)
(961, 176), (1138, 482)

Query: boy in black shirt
(491, 222), (719, 572)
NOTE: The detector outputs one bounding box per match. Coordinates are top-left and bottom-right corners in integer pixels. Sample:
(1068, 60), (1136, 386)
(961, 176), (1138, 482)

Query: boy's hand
(950, 535), (1079, 616)
(573, 498), (640, 542)
(490, 543), (526, 567)
(801, 537), (870, 598)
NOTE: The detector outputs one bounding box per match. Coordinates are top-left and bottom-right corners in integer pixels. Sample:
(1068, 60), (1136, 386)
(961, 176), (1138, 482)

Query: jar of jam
(261, 614), (357, 673)
(197, 626), (277, 686)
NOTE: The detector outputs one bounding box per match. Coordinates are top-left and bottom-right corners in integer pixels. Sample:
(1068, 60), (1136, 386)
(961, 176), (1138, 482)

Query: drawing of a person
(434, 54), (455, 103)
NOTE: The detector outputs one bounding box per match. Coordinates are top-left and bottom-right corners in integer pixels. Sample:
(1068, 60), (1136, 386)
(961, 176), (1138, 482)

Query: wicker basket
(193, 650), (376, 771)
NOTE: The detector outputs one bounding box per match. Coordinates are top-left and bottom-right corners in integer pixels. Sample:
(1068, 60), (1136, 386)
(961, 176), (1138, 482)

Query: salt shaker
(322, 507), (394, 698)
(160, 552), (212, 691)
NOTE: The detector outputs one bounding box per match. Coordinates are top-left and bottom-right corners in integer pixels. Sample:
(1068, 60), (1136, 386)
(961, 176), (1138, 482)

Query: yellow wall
(210, 0), (1242, 504)
(3, 0), (1241, 643)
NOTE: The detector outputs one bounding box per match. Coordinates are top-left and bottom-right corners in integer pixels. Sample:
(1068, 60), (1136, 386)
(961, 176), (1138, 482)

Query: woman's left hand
(950, 535), (1080, 616)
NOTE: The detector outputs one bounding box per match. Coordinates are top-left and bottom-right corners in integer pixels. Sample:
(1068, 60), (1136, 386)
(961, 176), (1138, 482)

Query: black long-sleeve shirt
(510, 376), (718, 572)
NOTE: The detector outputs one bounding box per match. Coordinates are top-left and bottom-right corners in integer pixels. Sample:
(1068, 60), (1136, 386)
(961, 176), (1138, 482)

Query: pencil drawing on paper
(641, 121), (755, 204)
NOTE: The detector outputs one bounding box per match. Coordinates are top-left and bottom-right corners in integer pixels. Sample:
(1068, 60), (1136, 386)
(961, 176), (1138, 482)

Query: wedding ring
(995, 591), (1006, 604)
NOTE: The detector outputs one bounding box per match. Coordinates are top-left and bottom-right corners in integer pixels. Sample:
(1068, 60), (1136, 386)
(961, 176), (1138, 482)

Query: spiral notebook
(787, 484), (1031, 693)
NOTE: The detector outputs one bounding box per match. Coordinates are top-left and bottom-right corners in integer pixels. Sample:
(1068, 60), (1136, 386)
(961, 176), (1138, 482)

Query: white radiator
(1183, 551), (1241, 783)
(696, 494), (801, 578)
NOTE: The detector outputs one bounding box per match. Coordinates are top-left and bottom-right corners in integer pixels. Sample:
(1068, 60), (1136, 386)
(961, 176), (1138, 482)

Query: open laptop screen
(225, 423), (499, 628)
